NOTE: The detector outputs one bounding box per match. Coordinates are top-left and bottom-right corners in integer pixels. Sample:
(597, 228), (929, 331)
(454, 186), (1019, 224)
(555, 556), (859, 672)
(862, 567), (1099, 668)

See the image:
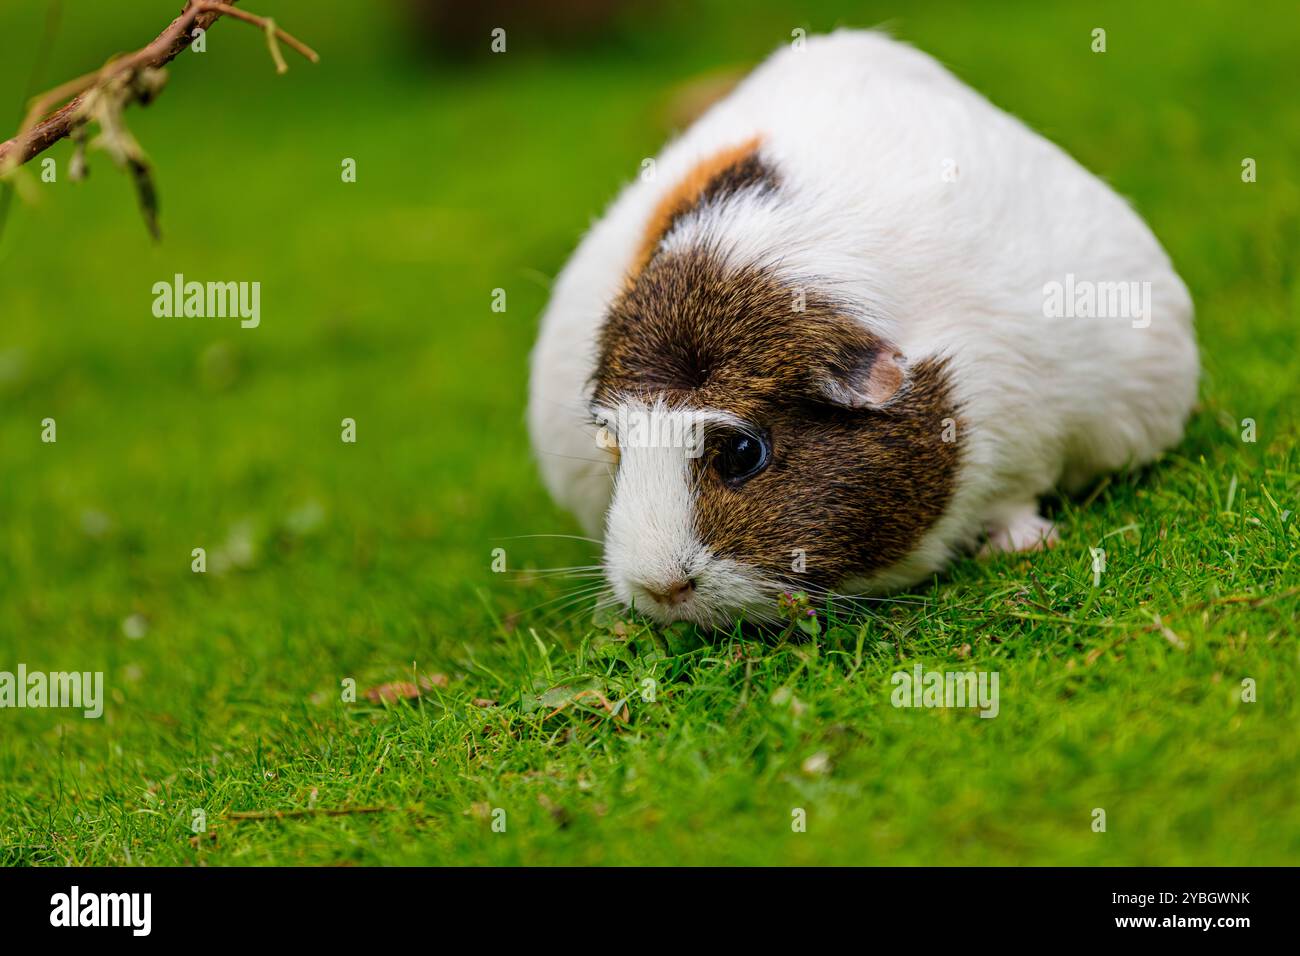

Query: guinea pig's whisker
(756, 573), (930, 610)
(548, 586), (620, 631)
(510, 575), (609, 587)
(500, 564), (604, 576)
(549, 598), (611, 629)
(516, 570), (607, 578)
(494, 533), (603, 545)
(817, 589), (930, 608)
(553, 602), (614, 633)
(537, 450), (616, 466)
(533, 394), (598, 414)
(736, 607), (781, 628)
(499, 573), (606, 586)
(514, 582), (613, 619)
(784, 584), (932, 613)
(835, 596), (929, 608)
(521, 582), (609, 608)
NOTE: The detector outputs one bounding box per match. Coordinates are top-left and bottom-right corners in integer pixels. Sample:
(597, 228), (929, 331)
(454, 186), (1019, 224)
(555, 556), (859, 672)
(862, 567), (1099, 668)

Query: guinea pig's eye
(713, 429), (771, 486)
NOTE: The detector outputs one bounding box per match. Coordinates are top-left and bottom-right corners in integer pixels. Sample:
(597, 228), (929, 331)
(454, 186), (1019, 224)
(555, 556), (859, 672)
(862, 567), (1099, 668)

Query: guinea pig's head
(590, 250), (962, 626)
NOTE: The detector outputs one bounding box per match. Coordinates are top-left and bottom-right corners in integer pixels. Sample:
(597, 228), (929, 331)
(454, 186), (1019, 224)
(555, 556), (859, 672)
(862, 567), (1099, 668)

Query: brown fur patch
(626, 136), (771, 283)
(595, 248), (963, 592)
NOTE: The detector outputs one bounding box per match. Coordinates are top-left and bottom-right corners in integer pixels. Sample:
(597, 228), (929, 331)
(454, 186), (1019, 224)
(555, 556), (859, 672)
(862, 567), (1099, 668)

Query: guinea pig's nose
(645, 578), (696, 605)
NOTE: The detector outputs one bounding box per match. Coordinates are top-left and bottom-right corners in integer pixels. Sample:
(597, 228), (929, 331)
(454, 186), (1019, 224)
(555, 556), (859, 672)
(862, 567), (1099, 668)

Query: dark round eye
(714, 430), (770, 485)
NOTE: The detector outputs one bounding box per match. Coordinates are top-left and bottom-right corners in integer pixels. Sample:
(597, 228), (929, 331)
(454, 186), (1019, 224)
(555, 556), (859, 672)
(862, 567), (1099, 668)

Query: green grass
(0, 0), (1297, 865)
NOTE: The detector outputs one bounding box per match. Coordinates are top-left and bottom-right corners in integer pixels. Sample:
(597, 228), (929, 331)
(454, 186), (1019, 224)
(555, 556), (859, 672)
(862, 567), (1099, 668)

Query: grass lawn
(0, 0), (1297, 866)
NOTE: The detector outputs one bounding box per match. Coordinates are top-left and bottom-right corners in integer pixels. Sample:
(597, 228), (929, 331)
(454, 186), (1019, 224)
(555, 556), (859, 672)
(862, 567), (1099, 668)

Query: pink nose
(644, 578), (696, 605)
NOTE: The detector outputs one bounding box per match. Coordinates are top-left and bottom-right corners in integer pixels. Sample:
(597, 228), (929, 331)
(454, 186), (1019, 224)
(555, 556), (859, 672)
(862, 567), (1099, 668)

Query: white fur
(597, 401), (772, 623)
(528, 30), (1198, 617)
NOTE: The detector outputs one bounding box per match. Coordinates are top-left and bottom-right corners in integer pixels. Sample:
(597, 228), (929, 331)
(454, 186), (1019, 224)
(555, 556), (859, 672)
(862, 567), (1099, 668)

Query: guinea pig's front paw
(979, 504), (1059, 556)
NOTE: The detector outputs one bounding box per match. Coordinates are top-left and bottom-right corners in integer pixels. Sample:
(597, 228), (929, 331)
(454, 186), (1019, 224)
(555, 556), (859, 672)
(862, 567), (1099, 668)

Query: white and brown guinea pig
(528, 30), (1198, 625)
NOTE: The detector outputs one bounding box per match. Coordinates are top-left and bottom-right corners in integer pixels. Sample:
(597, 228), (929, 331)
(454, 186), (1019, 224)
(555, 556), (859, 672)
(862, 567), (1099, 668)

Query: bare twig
(206, 3), (318, 65)
(0, 0), (317, 172)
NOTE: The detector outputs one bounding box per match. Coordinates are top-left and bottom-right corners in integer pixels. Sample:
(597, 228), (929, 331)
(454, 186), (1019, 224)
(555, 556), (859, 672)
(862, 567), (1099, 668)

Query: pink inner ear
(822, 348), (907, 408)
(862, 351), (906, 405)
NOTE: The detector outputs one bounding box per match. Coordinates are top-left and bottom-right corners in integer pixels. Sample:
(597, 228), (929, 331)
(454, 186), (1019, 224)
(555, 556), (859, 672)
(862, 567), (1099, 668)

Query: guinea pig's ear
(817, 343), (909, 409)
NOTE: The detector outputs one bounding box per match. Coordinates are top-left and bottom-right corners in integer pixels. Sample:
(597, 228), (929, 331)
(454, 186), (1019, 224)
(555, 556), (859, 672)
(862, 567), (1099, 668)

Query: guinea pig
(527, 30), (1198, 625)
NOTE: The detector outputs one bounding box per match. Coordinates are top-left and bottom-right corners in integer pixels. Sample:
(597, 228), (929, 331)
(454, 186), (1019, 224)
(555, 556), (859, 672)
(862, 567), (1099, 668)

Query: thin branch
(0, 0), (317, 173)
(204, 3), (318, 65)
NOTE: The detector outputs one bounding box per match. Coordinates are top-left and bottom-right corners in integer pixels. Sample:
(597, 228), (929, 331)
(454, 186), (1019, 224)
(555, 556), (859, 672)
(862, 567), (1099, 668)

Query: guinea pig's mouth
(608, 556), (774, 628)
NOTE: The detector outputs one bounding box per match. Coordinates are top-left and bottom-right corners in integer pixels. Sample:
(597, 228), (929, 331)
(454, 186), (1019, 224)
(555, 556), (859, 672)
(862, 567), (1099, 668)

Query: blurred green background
(0, 0), (1297, 865)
